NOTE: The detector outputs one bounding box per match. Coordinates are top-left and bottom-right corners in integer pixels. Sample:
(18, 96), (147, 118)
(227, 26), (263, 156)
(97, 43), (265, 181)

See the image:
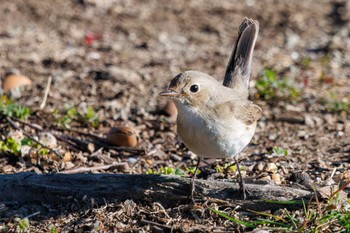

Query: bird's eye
(190, 84), (199, 93)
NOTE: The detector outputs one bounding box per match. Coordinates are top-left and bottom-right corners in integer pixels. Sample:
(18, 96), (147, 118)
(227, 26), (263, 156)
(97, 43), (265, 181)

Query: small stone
(128, 157), (138, 165)
(254, 162), (265, 172)
(304, 114), (314, 127)
(170, 153), (182, 162)
(145, 159), (153, 165)
(63, 152), (72, 162)
(268, 134), (277, 141)
(39, 132), (57, 148)
(324, 114), (336, 125)
(271, 173), (282, 184)
(337, 131), (344, 137)
(265, 163), (278, 173)
(65, 161), (75, 170)
(87, 51), (101, 60)
(313, 116), (323, 126)
(297, 130), (308, 139)
(87, 143), (95, 153)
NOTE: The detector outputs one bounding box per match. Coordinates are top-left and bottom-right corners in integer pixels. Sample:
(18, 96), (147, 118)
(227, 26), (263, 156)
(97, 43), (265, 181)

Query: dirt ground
(0, 0), (349, 232)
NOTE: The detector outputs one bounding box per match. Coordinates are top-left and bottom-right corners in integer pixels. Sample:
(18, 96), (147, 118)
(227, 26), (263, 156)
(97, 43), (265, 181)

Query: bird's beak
(159, 89), (180, 97)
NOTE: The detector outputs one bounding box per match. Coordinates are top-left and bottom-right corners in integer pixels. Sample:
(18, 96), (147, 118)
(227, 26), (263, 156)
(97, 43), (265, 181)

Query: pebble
(170, 153), (182, 162)
(254, 162), (265, 171)
(128, 157), (138, 165)
(265, 163), (278, 173)
(297, 130), (308, 139)
(39, 132), (57, 148)
(271, 173), (282, 184)
(268, 133), (277, 141)
(63, 152), (72, 162)
(304, 114), (314, 127)
(65, 161), (75, 170)
(324, 114), (336, 125)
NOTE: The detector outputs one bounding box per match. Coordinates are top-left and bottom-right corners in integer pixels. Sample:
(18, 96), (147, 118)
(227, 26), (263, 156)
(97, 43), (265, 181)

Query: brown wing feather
(213, 100), (262, 125)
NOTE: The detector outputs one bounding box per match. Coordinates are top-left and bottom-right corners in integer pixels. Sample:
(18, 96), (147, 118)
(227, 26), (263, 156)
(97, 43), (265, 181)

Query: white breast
(176, 102), (256, 159)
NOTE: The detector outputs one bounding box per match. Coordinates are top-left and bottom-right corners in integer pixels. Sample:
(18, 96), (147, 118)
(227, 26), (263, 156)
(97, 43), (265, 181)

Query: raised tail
(223, 18), (259, 97)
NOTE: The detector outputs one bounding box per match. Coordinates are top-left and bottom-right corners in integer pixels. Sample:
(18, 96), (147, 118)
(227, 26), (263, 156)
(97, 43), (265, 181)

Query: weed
(185, 166), (201, 176)
(0, 95), (30, 120)
(271, 147), (288, 157)
(321, 92), (350, 115)
(211, 183), (350, 232)
(0, 137), (51, 157)
(53, 104), (100, 128)
(300, 57), (312, 69)
(0, 138), (22, 156)
(14, 217), (30, 233)
(49, 225), (58, 233)
(83, 106), (100, 128)
(146, 166), (186, 176)
(255, 69), (301, 102)
(215, 163), (242, 174)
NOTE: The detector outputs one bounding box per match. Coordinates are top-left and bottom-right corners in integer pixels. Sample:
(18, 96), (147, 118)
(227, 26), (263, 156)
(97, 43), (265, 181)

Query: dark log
(0, 173), (312, 210)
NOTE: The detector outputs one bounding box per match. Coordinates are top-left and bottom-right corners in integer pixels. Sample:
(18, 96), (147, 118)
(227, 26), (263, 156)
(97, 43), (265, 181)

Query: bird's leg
(235, 157), (248, 200)
(190, 157), (201, 203)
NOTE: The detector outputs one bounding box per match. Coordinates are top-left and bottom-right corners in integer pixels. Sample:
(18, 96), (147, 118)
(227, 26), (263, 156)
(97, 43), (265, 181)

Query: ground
(0, 0), (349, 232)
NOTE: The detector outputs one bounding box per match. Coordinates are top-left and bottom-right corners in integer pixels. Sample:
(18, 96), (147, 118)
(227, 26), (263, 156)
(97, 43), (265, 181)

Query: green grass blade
(208, 207), (256, 228)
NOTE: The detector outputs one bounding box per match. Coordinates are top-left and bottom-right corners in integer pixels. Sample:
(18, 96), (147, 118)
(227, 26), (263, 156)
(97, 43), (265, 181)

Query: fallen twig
(40, 75), (52, 109)
(59, 162), (129, 174)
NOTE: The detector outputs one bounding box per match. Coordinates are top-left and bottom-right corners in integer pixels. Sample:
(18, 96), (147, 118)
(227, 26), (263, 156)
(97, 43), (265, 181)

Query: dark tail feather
(223, 18), (259, 94)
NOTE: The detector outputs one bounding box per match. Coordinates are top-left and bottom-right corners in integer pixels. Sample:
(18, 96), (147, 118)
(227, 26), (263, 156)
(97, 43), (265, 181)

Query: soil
(0, 0), (349, 232)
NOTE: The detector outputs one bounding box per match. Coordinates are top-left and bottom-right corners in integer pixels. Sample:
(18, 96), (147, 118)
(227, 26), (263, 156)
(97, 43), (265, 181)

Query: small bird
(159, 18), (261, 201)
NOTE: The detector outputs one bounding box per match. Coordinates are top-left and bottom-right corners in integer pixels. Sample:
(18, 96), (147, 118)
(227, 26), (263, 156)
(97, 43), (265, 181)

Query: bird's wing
(213, 100), (262, 125)
(223, 18), (259, 98)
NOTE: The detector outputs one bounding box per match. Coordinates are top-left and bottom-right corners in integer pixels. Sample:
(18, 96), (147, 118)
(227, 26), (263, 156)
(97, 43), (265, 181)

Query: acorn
(2, 74), (32, 92)
(161, 100), (177, 122)
(105, 126), (138, 147)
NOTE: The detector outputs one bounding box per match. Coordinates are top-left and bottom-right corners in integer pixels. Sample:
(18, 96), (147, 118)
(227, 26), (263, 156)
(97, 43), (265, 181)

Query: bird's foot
(238, 178), (252, 200)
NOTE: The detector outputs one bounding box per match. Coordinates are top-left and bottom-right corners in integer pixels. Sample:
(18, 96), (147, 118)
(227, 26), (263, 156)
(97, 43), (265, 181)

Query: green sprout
(53, 104), (100, 128)
(0, 138), (22, 156)
(15, 217), (30, 233)
(255, 69), (301, 102)
(146, 166), (186, 176)
(321, 92), (350, 115)
(211, 184), (350, 232)
(272, 147), (288, 157)
(0, 95), (31, 120)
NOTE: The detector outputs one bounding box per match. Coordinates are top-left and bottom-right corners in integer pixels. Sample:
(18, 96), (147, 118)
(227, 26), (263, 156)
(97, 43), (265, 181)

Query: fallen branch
(0, 173), (312, 210)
